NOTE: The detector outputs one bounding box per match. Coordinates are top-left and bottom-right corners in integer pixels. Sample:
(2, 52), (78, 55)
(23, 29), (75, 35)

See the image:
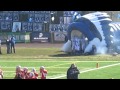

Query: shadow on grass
(50, 51), (94, 57)
(49, 53), (90, 57)
(49, 53), (74, 57)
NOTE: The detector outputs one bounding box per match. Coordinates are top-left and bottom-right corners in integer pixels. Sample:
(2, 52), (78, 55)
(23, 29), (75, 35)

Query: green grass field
(0, 44), (120, 79)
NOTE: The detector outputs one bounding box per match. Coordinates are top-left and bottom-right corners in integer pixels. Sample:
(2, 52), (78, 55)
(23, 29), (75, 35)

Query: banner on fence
(12, 22), (21, 32)
(54, 31), (67, 42)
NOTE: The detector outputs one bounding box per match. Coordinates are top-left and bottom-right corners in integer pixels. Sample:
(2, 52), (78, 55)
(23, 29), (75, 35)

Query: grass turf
(0, 45), (120, 79)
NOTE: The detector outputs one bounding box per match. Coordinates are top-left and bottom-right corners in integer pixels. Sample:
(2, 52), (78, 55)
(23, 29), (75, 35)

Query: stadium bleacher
(0, 11), (74, 43)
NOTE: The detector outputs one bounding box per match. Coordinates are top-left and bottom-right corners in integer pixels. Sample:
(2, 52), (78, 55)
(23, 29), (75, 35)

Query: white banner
(12, 22), (21, 32)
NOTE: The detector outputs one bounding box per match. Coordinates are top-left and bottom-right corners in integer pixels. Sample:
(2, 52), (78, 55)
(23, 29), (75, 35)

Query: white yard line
(1, 67), (69, 68)
(2, 61), (119, 69)
(50, 62), (120, 79)
(47, 62), (72, 68)
(0, 60), (120, 62)
(1, 62), (72, 69)
(4, 71), (15, 72)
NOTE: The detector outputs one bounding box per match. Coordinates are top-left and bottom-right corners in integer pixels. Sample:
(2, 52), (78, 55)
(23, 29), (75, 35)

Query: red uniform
(29, 76), (37, 79)
(34, 72), (38, 79)
(14, 69), (24, 79)
(0, 69), (3, 79)
(40, 69), (47, 79)
(23, 72), (30, 79)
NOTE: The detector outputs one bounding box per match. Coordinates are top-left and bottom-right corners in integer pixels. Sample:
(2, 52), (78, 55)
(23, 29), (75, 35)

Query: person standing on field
(14, 65), (23, 79)
(0, 67), (3, 79)
(40, 66), (47, 79)
(11, 35), (16, 53)
(0, 39), (2, 54)
(67, 63), (80, 79)
(6, 38), (11, 54)
(31, 68), (38, 79)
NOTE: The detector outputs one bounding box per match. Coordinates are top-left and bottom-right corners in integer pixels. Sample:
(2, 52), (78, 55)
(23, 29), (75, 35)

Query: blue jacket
(11, 37), (15, 44)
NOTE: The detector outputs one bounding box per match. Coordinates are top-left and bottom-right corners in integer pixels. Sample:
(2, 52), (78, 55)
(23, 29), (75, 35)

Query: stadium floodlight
(51, 12), (55, 22)
(51, 17), (55, 21)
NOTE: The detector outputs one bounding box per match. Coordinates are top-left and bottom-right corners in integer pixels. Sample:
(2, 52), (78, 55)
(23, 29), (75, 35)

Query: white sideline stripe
(50, 62), (120, 79)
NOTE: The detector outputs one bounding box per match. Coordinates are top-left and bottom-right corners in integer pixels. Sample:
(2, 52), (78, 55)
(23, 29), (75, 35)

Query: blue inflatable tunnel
(61, 12), (120, 54)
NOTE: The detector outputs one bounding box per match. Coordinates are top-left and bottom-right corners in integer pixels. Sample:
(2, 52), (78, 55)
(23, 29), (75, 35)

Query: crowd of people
(0, 65), (48, 79)
(71, 35), (87, 55)
(0, 63), (80, 79)
(14, 65), (47, 79)
(71, 35), (97, 55)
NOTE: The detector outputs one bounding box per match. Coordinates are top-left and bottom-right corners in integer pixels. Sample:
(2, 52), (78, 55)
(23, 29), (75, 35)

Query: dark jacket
(6, 39), (11, 46)
(67, 67), (80, 79)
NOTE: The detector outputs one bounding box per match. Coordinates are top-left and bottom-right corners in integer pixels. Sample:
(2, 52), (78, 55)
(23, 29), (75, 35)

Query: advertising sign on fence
(30, 32), (50, 43)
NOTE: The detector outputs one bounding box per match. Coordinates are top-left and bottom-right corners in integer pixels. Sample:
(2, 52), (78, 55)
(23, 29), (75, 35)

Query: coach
(67, 63), (80, 79)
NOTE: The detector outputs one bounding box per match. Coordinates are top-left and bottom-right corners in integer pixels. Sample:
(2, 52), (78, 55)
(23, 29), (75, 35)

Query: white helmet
(31, 68), (36, 72)
(23, 67), (28, 72)
(29, 72), (34, 77)
(40, 66), (45, 69)
(16, 65), (21, 68)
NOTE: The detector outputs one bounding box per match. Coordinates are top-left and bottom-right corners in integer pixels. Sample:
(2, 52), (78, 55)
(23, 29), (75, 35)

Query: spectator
(67, 63), (80, 79)
(11, 35), (16, 53)
(29, 17), (33, 22)
(0, 39), (2, 54)
(40, 66), (47, 79)
(6, 38), (11, 54)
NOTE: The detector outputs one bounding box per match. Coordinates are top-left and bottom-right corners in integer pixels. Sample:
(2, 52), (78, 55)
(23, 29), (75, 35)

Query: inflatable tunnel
(62, 12), (120, 54)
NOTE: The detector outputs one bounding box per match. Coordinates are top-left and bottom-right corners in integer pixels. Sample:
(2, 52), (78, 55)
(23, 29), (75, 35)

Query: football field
(0, 43), (120, 79)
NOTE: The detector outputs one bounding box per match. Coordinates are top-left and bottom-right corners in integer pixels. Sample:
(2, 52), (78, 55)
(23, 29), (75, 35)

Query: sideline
(50, 62), (120, 79)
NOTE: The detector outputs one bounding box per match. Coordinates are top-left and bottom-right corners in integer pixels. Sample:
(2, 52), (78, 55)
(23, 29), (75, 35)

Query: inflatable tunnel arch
(61, 12), (115, 54)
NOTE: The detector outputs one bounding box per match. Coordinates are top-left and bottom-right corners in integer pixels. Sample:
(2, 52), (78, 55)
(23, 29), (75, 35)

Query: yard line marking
(0, 61), (120, 62)
(3, 71), (15, 72)
(3, 71), (65, 73)
(49, 62), (120, 79)
(0, 63), (71, 69)
(1, 67), (69, 68)
(47, 62), (72, 68)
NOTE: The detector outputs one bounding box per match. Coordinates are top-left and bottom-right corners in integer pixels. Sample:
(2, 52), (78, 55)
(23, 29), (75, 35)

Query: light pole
(50, 12), (55, 24)
(43, 21), (47, 32)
